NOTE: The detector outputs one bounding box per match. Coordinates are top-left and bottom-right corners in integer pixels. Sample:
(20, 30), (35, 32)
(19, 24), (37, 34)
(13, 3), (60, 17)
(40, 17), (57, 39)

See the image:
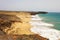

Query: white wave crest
(30, 15), (60, 40)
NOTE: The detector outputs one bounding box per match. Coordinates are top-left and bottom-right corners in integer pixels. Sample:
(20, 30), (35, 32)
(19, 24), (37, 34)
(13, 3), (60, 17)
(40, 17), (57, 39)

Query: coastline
(0, 11), (60, 40)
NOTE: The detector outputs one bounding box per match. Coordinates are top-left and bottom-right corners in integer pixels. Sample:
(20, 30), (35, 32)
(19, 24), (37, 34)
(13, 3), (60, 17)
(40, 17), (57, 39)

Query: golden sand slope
(4, 12), (34, 35)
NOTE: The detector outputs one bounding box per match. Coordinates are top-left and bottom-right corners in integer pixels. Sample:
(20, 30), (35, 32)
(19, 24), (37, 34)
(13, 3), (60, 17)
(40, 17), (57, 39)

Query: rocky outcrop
(0, 34), (48, 40)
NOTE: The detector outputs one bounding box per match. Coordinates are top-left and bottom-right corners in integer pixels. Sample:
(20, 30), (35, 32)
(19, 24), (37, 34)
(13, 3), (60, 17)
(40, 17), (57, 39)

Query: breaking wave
(30, 15), (60, 40)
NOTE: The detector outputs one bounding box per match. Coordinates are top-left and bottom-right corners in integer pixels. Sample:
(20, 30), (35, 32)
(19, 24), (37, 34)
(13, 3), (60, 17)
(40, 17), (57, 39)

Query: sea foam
(30, 15), (60, 40)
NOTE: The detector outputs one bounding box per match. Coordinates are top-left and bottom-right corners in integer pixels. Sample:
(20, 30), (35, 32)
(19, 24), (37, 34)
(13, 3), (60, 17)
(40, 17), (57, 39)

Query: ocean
(38, 12), (60, 30)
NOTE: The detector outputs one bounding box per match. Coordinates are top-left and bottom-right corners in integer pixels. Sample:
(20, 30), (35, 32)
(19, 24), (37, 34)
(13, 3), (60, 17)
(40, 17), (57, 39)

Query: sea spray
(31, 27), (60, 40)
(30, 15), (54, 27)
(38, 13), (60, 30)
(30, 15), (60, 40)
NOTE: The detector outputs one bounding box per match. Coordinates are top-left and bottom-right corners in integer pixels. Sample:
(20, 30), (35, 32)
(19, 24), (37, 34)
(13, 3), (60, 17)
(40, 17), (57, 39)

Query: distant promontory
(0, 10), (48, 15)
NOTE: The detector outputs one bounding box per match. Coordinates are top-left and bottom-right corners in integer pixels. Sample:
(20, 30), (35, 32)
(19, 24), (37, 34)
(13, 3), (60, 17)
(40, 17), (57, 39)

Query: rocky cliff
(0, 11), (48, 40)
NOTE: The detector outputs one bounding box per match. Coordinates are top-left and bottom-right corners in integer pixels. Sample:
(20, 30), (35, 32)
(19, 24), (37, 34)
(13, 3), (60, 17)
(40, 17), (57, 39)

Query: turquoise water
(38, 12), (60, 30)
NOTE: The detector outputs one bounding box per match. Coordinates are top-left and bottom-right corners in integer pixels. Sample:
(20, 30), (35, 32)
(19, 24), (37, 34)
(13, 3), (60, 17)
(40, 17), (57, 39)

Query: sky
(0, 0), (60, 12)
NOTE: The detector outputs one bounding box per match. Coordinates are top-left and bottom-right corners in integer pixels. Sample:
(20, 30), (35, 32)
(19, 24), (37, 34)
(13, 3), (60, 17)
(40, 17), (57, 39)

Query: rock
(0, 34), (48, 40)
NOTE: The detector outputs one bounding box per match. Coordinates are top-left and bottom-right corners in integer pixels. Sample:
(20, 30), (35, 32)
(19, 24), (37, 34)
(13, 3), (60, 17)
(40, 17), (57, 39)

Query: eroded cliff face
(0, 12), (34, 35)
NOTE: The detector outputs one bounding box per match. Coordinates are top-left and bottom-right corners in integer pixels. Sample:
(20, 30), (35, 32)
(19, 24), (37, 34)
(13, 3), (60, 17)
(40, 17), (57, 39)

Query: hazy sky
(0, 0), (60, 12)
